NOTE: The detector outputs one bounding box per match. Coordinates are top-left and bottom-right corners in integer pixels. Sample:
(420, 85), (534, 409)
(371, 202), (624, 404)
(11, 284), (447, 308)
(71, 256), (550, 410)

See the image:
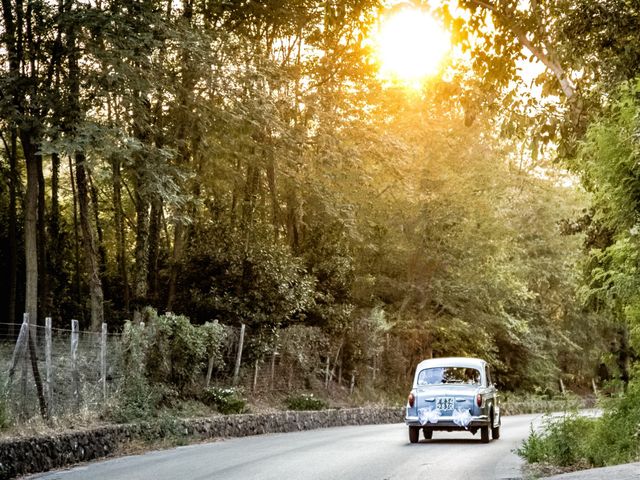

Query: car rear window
(417, 367), (481, 386)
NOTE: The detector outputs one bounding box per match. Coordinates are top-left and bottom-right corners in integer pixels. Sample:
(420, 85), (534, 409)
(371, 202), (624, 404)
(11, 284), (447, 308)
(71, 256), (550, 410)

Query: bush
(518, 381), (640, 469)
(109, 374), (159, 423)
(201, 387), (247, 414)
(587, 380), (640, 466)
(109, 320), (159, 423)
(285, 393), (328, 411)
(146, 311), (207, 394)
(518, 414), (596, 467)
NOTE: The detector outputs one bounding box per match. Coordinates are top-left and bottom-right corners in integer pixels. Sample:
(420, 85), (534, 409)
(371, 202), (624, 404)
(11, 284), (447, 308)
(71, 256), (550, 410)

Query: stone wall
(0, 407), (403, 479)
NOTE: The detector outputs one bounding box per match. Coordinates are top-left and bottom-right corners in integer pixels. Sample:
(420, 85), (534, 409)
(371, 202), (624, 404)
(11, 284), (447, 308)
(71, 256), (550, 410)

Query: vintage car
(404, 357), (500, 443)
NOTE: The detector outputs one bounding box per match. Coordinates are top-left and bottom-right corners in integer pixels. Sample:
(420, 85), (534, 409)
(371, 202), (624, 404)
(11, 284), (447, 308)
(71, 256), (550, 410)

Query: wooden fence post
(45, 317), (52, 413)
(205, 356), (214, 388)
(252, 360), (259, 392)
(71, 319), (80, 411)
(271, 349), (277, 390)
(232, 323), (245, 386)
(7, 316), (29, 418)
(324, 355), (330, 389)
(21, 313), (29, 417)
(101, 323), (107, 401)
(7, 317), (29, 387)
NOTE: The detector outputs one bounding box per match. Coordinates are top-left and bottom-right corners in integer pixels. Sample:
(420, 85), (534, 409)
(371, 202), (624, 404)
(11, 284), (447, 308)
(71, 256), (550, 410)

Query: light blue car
(404, 357), (501, 443)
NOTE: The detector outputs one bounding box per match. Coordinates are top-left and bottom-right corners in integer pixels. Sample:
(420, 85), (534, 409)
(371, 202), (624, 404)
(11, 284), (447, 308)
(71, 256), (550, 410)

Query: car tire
(409, 426), (420, 443)
(423, 428), (433, 440)
(491, 424), (500, 440)
(480, 425), (490, 443)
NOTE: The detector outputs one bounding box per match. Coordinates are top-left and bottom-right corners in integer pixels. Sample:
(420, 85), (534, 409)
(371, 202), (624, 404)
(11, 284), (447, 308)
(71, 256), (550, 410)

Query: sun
(375, 8), (451, 82)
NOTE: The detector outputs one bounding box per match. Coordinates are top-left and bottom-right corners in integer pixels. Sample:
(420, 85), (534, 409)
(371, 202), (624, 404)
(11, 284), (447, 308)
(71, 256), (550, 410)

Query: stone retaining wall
(0, 407), (403, 479)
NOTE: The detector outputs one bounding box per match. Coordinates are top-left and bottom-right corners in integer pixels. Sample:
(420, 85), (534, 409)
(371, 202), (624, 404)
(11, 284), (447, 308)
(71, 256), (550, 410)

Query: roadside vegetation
(519, 379), (640, 470)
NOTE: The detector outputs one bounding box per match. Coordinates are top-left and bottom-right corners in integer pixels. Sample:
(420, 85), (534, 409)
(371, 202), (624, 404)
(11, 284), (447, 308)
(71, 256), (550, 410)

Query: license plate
(436, 397), (455, 411)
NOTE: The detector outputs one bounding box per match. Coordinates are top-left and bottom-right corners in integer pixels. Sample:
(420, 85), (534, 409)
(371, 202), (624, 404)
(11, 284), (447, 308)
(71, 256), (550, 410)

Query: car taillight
(476, 394), (483, 407)
(408, 393), (415, 408)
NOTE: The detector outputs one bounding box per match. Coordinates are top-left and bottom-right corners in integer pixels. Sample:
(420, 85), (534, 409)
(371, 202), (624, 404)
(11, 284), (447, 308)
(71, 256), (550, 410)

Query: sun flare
(376, 8), (451, 82)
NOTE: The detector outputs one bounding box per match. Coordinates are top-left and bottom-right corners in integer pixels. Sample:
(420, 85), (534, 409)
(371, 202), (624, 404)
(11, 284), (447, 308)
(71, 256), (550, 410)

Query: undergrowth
(285, 393), (328, 411)
(518, 379), (640, 469)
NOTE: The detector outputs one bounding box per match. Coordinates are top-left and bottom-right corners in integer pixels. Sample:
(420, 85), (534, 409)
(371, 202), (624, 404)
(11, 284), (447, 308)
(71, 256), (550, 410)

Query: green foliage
(178, 220), (316, 329)
(518, 414), (596, 467)
(519, 379), (640, 468)
(146, 311), (207, 395)
(201, 387), (247, 415)
(576, 81), (640, 370)
(112, 312), (231, 420)
(201, 320), (229, 372)
(279, 325), (329, 382)
(518, 426), (552, 464)
(285, 393), (328, 411)
(587, 380), (640, 466)
(110, 321), (158, 423)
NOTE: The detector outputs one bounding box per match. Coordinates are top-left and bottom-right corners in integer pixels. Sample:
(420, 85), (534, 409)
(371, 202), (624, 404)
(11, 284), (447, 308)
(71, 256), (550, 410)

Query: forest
(1, 0), (639, 416)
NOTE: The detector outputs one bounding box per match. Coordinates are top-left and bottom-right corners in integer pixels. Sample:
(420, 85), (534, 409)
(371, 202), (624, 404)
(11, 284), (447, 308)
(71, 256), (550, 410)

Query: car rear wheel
(480, 425), (490, 443)
(423, 428), (433, 440)
(409, 426), (420, 443)
(491, 424), (500, 439)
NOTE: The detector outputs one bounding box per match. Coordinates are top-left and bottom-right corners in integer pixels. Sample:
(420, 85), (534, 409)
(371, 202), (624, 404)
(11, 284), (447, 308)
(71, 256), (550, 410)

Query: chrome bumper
(405, 414), (490, 428)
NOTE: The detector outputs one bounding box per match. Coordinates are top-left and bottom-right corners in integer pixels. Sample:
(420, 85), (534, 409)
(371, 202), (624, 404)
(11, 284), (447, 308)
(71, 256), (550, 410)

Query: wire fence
(2, 316), (120, 421)
(1, 313), (383, 426)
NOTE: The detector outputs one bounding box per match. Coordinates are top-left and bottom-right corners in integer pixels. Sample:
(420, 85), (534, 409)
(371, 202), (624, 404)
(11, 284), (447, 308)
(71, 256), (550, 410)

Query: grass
(517, 380), (640, 471)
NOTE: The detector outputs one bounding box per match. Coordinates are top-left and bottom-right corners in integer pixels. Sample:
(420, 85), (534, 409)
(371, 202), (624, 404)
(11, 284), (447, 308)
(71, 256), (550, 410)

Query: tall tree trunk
(147, 196), (162, 306)
(166, 223), (184, 312)
(112, 156), (130, 314)
(8, 128), (18, 336)
(133, 183), (150, 323)
(286, 187), (302, 253)
(68, 8), (104, 330)
(241, 162), (260, 293)
(75, 153), (104, 331)
(88, 172), (107, 276)
(37, 153), (51, 318)
(49, 152), (61, 319)
(266, 156), (280, 241)
(21, 136), (39, 333)
(68, 157), (82, 315)
(23, 137), (49, 417)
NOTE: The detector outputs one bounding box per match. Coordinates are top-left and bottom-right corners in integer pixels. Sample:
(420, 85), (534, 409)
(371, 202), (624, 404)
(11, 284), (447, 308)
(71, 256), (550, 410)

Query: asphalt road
(28, 414), (541, 480)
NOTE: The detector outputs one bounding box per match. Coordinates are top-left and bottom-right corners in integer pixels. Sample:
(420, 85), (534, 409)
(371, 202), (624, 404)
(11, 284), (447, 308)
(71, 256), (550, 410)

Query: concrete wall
(0, 407), (403, 479)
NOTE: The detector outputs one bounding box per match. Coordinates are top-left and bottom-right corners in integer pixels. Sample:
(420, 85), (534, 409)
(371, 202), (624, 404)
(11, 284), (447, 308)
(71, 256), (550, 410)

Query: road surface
(28, 414), (541, 480)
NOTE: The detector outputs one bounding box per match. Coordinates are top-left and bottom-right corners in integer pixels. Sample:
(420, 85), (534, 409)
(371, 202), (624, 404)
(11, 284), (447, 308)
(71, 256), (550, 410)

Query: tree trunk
(75, 153), (104, 331)
(147, 196), (162, 305)
(88, 172), (107, 277)
(286, 187), (302, 252)
(112, 156), (130, 314)
(266, 156), (280, 241)
(8, 127), (18, 336)
(68, 157), (82, 314)
(37, 153), (51, 318)
(133, 185), (150, 323)
(241, 162), (260, 293)
(166, 223), (184, 312)
(22, 136), (39, 334)
(49, 152), (61, 321)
